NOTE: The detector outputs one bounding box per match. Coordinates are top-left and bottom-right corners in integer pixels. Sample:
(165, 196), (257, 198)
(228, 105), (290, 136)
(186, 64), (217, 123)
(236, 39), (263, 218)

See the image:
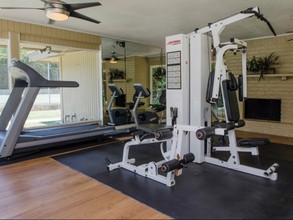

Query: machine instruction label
(167, 51), (181, 89)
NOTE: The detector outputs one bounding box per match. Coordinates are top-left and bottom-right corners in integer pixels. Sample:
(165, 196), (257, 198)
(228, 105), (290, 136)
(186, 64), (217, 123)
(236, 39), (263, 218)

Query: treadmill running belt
(21, 124), (112, 137)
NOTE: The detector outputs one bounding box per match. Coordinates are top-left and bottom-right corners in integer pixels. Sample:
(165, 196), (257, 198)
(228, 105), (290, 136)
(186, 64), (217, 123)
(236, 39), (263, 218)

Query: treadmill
(0, 59), (114, 158)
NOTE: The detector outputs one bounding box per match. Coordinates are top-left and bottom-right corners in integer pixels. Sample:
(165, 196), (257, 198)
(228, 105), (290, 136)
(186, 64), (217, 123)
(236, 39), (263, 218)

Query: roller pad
(155, 129), (173, 140)
(238, 138), (270, 147)
(161, 153), (195, 173)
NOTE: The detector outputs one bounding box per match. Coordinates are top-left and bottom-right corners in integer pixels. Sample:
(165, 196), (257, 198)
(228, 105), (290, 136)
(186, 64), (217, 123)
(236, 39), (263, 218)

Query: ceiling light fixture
(109, 52), (118, 64)
(45, 4), (69, 21)
(38, 46), (52, 54)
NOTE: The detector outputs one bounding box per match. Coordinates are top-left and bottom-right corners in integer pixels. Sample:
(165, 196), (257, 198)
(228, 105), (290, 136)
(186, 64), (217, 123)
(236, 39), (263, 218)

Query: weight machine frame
(166, 7), (279, 180)
(108, 124), (188, 187)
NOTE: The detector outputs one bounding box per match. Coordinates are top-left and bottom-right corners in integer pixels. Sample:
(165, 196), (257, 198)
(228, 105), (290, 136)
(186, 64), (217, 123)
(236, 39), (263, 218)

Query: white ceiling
(0, 0), (293, 57)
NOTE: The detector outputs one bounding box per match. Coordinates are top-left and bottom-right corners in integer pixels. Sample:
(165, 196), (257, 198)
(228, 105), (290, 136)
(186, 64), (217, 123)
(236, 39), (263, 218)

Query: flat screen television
(244, 98), (281, 121)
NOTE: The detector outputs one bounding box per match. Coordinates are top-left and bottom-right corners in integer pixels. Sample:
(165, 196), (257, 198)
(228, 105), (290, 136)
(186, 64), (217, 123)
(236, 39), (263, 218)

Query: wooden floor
(0, 157), (169, 219)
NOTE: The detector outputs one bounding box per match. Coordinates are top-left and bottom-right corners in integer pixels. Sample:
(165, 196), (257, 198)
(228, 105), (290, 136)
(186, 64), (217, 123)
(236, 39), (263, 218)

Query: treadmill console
(109, 84), (123, 96)
(134, 83), (150, 98)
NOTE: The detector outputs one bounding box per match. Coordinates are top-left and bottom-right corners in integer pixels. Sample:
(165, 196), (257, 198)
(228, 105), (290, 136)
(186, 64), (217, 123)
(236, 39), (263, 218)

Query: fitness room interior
(0, 0), (292, 219)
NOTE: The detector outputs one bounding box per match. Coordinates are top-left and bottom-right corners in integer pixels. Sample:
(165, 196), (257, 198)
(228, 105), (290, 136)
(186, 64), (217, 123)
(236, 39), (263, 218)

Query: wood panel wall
(103, 56), (150, 106)
(0, 19), (102, 123)
(0, 19), (101, 50)
(133, 56), (150, 106)
(61, 51), (101, 122)
(103, 58), (130, 104)
(225, 34), (293, 137)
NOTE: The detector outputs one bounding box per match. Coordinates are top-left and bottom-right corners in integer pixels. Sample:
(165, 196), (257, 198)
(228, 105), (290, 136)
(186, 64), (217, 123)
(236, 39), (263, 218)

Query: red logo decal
(167, 40), (181, 46)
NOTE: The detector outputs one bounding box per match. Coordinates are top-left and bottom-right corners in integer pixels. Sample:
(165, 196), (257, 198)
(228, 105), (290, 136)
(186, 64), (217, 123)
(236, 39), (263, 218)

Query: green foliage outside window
(152, 66), (166, 104)
(0, 48), (60, 90)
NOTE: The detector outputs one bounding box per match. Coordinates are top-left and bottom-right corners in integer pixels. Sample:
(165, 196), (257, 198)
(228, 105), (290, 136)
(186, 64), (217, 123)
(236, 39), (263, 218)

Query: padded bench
(138, 123), (172, 133)
(238, 138), (270, 147)
(134, 124), (173, 141)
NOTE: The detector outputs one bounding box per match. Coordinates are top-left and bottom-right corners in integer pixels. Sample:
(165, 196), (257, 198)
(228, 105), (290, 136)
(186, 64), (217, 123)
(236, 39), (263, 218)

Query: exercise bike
(132, 83), (160, 127)
(107, 84), (133, 126)
(107, 83), (160, 128)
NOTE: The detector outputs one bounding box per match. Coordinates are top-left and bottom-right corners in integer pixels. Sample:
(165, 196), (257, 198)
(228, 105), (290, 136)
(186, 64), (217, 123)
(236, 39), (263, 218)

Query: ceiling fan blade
(70, 11), (100, 24)
(0, 7), (44, 10)
(40, 0), (65, 4)
(68, 2), (101, 11)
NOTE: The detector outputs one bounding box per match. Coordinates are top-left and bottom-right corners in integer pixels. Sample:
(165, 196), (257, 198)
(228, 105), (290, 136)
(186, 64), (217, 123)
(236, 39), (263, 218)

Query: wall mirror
(101, 37), (166, 125)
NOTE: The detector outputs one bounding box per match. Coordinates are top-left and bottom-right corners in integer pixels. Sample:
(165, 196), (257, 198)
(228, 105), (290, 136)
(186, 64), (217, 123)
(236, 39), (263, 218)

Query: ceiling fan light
(110, 55), (118, 64)
(46, 8), (69, 21)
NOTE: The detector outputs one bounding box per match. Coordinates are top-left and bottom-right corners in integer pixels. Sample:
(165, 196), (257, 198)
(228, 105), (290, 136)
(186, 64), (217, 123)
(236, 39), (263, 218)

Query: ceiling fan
(103, 41), (126, 63)
(0, 0), (102, 24)
(103, 51), (119, 63)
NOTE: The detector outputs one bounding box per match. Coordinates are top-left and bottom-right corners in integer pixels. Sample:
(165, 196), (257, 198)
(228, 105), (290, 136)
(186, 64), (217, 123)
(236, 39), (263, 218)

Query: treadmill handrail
(10, 59), (79, 88)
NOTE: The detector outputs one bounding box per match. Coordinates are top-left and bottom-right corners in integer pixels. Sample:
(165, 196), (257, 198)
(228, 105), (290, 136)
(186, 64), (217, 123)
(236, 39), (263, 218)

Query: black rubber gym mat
(53, 141), (293, 219)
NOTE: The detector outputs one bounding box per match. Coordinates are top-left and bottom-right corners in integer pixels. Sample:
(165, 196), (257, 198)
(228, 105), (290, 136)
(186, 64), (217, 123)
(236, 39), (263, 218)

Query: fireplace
(244, 98), (281, 121)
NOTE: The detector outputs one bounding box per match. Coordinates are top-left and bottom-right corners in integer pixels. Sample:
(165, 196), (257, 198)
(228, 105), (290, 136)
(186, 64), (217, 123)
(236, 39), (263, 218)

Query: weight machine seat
(238, 138), (270, 147)
(138, 123), (172, 133)
(151, 105), (166, 112)
(132, 124), (172, 141)
(126, 101), (145, 110)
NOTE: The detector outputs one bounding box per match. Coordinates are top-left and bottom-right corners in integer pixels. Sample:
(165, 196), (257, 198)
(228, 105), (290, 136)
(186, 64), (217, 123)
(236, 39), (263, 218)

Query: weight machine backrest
(222, 76), (240, 122)
(206, 71), (240, 122)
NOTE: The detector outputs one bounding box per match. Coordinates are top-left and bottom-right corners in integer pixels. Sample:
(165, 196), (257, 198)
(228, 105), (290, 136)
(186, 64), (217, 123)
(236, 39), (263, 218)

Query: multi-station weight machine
(109, 7), (279, 186)
(166, 6), (279, 181)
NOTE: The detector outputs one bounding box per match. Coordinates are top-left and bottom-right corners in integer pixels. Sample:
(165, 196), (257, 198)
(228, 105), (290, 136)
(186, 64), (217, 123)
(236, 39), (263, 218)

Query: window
(20, 49), (62, 128)
(0, 47), (62, 128)
(150, 65), (166, 104)
(0, 46), (9, 120)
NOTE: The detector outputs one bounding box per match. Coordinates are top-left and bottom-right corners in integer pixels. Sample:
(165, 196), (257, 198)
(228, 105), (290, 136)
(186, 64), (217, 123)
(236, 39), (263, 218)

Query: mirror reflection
(101, 37), (166, 125)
